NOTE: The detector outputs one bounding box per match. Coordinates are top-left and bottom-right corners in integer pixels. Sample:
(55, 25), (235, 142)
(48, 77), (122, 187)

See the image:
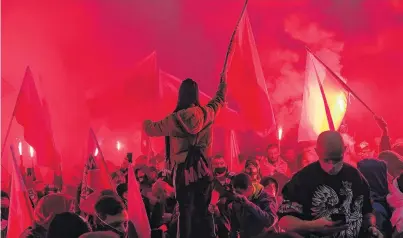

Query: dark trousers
(175, 175), (215, 238)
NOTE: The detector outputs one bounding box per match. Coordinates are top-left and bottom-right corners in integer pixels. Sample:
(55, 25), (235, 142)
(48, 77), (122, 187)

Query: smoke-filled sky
(2, 0), (403, 180)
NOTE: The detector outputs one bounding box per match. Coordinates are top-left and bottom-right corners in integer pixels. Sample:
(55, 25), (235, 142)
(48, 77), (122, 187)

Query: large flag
(128, 163), (151, 238)
(7, 145), (34, 238)
(79, 129), (113, 214)
(14, 67), (60, 170)
(224, 129), (242, 172)
(298, 51), (348, 142)
(159, 70), (242, 129)
(226, 11), (275, 132)
(87, 52), (160, 129)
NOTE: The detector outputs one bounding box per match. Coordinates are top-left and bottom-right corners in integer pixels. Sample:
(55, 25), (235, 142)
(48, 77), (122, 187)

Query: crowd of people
(1, 78), (403, 238)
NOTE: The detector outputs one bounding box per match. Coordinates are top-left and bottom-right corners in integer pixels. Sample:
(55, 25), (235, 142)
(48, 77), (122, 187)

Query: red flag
(79, 129), (113, 214)
(7, 145), (34, 238)
(128, 163), (151, 238)
(87, 52), (160, 129)
(14, 67), (60, 170)
(224, 130), (242, 173)
(298, 51), (348, 142)
(159, 70), (242, 129)
(226, 11), (275, 132)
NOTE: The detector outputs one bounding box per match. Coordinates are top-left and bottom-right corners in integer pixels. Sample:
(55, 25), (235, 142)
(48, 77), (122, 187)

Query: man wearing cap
(278, 131), (382, 238)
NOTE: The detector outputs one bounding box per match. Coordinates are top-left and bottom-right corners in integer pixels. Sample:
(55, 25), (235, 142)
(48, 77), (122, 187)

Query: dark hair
(232, 173), (252, 190)
(174, 78), (201, 112)
(95, 196), (125, 220)
(267, 144), (278, 151)
(100, 189), (116, 197)
(116, 183), (128, 199)
(260, 177), (279, 193)
(47, 212), (91, 238)
(1, 191), (9, 199)
(213, 154), (224, 160)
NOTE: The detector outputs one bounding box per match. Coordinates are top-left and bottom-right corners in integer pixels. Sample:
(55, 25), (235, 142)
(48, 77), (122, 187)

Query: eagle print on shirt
(310, 181), (363, 238)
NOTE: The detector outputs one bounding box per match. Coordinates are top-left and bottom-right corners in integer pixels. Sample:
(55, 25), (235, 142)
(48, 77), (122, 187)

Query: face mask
(214, 167), (226, 175)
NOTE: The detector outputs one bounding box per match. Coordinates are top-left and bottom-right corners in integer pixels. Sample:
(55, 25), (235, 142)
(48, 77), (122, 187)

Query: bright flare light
(29, 146), (34, 158)
(18, 142), (22, 156)
(116, 141), (121, 151)
(338, 94), (346, 112)
(278, 127), (283, 141)
(94, 148), (99, 156)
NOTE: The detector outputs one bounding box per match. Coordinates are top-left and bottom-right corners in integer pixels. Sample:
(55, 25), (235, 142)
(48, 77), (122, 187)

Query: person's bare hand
(368, 226), (383, 238)
(305, 218), (348, 235)
(233, 194), (249, 203)
(311, 217), (335, 228)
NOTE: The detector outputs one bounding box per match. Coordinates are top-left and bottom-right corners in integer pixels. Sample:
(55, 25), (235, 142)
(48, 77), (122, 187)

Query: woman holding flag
(143, 75), (227, 238)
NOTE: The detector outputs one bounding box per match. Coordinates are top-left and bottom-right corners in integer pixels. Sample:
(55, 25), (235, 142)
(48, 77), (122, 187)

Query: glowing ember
(278, 127), (283, 140)
(18, 142), (22, 156)
(338, 94), (346, 112)
(29, 146), (34, 158)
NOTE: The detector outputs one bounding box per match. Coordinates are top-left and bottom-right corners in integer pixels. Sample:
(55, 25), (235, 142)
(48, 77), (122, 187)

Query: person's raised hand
(374, 115), (388, 133)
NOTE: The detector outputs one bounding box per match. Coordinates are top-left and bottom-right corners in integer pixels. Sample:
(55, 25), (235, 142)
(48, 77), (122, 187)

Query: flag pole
(305, 47), (377, 116)
(308, 53), (336, 131)
(221, 0), (249, 82)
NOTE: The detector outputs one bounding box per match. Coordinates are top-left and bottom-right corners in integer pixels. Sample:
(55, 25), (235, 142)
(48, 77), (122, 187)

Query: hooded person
(143, 77), (226, 238)
(358, 159), (393, 236)
(244, 159), (262, 183)
(387, 173), (403, 235)
(47, 212), (91, 238)
(378, 150), (403, 179)
(20, 193), (75, 237)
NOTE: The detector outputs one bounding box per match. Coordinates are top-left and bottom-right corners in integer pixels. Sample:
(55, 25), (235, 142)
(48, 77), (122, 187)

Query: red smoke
(2, 0), (402, 182)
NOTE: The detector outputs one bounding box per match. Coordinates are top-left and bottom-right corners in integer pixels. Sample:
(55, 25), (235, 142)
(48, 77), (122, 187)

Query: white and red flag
(298, 51), (348, 142)
(79, 129), (113, 214)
